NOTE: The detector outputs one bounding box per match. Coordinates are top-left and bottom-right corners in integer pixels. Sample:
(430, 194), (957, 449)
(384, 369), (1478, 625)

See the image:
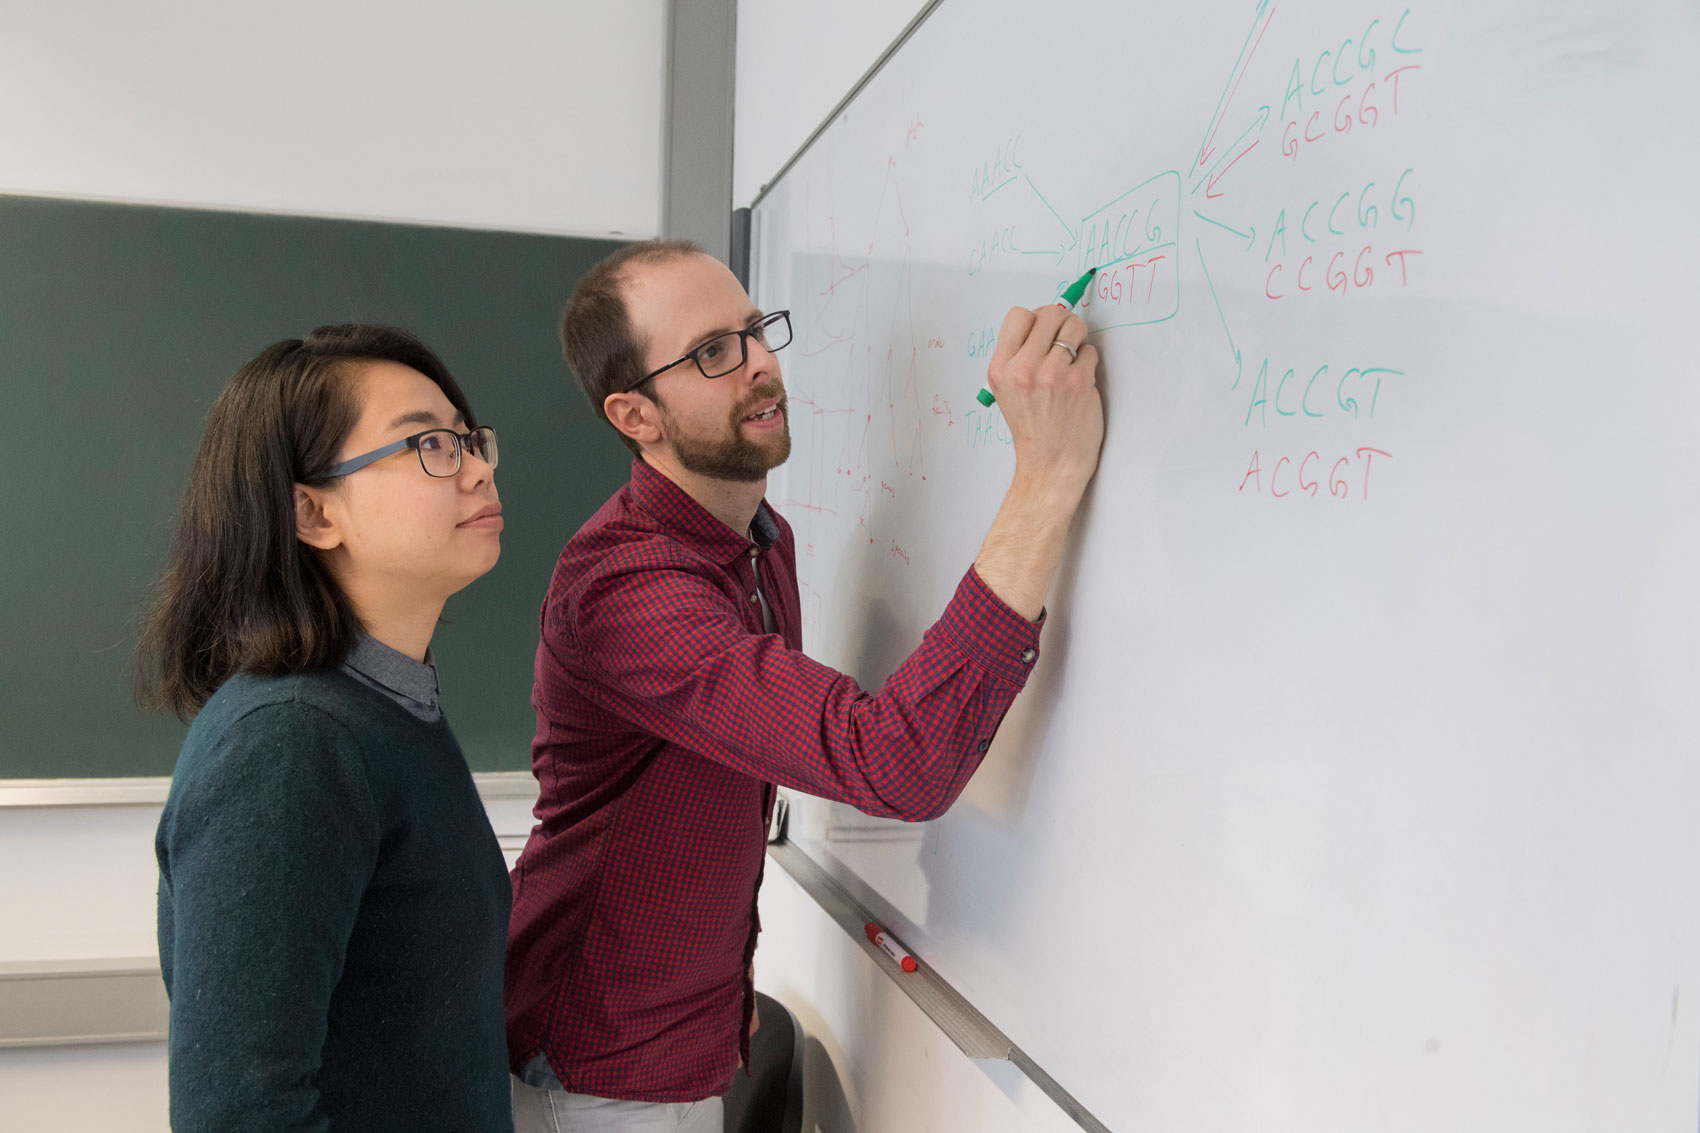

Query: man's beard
(658, 382), (792, 483)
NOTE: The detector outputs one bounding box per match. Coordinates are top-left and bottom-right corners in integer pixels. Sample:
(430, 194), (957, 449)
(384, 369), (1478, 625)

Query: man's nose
(743, 336), (780, 380)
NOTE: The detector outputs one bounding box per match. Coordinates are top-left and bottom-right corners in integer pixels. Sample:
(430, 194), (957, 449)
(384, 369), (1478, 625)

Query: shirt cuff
(932, 566), (1046, 689)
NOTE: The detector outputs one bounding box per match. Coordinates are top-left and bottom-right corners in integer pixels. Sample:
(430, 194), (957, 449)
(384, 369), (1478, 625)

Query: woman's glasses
(329, 426), (499, 479)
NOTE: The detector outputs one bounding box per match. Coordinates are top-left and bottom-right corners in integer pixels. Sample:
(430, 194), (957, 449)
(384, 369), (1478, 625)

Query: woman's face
(316, 360), (501, 604)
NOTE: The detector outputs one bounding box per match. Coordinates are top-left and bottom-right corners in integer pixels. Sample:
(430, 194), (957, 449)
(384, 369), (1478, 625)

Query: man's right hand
(971, 305), (1107, 622)
(985, 304), (1105, 506)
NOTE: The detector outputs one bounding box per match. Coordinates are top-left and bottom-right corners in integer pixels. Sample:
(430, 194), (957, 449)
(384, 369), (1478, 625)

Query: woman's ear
(603, 391), (664, 449)
(294, 484), (344, 550)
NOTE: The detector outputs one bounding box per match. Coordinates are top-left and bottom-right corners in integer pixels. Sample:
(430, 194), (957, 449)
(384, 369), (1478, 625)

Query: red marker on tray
(864, 921), (918, 972)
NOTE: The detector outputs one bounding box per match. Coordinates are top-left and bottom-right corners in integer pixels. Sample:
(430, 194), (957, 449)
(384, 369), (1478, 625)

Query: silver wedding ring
(1050, 339), (1079, 362)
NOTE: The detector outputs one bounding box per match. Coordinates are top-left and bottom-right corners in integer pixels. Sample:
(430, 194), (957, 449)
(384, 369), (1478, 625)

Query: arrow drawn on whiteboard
(1196, 0), (1275, 173)
(1023, 172), (1080, 259)
(1193, 208), (1257, 254)
(1191, 105), (1271, 200)
(1196, 237), (1243, 388)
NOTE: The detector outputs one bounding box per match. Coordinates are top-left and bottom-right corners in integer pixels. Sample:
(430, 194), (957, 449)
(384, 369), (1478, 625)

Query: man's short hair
(560, 239), (705, 454)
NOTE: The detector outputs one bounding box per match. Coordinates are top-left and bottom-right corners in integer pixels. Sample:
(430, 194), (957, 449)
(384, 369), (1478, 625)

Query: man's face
(623, 254), (790, 483)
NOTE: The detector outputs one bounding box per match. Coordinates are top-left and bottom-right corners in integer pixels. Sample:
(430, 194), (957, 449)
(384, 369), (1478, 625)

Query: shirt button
(976, 739), (990, 753)
(750, 593), (760, 604)
(1018, 648), (1037, 665)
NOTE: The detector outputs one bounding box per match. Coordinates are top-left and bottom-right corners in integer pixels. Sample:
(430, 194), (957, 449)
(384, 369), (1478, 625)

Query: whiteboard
(749, 1), (1700, 1129)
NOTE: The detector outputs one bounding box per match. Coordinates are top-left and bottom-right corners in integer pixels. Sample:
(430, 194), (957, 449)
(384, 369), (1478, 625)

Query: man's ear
(603, 391), (665, 450)
(294, 484), (344, 551)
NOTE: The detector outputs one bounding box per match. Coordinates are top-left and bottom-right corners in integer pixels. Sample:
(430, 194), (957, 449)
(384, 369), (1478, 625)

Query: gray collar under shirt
(339, 634), (443, 723)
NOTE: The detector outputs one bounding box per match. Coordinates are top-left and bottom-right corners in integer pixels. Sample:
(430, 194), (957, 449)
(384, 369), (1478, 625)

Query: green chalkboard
(0, 194), (630, 778)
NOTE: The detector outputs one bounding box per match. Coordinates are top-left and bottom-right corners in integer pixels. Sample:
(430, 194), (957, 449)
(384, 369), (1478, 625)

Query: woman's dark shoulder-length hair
(135, 323), (476, 720)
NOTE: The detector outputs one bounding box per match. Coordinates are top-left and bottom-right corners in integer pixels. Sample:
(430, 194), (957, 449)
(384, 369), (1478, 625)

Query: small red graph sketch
(780, 123), (947, 557)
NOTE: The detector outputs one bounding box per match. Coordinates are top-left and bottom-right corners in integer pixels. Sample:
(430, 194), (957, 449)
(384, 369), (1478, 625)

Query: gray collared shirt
(339, 634), (443, 723)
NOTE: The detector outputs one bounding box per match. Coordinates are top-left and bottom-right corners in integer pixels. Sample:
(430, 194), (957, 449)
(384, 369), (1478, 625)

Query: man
(506, 240), (1104, 1130)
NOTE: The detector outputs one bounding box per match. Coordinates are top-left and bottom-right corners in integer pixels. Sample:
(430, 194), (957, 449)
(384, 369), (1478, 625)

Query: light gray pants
(510, 1055), (724, 1133)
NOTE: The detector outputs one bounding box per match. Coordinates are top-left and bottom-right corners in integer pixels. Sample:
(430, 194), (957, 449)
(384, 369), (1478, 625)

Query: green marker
(976, 266), (1097, 407)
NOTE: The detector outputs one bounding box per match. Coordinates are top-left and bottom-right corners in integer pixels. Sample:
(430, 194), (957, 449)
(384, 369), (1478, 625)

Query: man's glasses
(329, 426), (499, 479)
(626, 310), (792, 392)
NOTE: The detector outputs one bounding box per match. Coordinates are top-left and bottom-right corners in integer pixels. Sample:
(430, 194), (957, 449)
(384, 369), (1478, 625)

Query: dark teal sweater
(156, 670), (512, 1131)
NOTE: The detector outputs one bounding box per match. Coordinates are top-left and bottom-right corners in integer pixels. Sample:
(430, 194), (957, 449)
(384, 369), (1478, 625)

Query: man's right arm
(554, 560), (1040, 821)
(969, 304), (1106, 621)
(548, 305), (1105, 817)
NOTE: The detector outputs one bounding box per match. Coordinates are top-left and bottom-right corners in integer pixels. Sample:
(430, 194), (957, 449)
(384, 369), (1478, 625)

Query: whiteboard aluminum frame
(747, 0), (947, 209)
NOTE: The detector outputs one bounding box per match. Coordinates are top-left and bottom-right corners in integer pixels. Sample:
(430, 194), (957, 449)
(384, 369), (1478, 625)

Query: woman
(136, 324), (511, 1131)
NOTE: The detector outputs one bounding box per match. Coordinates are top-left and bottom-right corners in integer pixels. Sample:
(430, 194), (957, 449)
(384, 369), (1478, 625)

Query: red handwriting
(819, 259), (867, 298)
(798, 582), (824, 628)
(1281, 65), (1419, 164)
(1265, 246), (1423, 299)
(1077, 253), (1173, 317)
(1238, 447), (1392, 499)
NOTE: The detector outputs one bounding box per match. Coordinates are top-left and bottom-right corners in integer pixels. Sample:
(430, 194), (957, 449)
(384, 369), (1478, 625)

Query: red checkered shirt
(505, 458), (1044, 1101)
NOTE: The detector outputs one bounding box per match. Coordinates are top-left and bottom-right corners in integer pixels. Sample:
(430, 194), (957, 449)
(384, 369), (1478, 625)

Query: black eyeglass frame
(623, 310), (792, 393)
(328, 425), (499, 479)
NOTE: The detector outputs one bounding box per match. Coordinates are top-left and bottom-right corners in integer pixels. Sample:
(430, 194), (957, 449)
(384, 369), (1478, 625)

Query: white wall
(0, 805), (161, 965)
(732, 0), (924, 207)
(0, 1043), (169, 1133)
(0, 0), (666, 237)
(0, 796), (169, 1131)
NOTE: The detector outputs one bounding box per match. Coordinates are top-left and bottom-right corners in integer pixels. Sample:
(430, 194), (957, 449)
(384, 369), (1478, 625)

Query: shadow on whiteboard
(954, 475), (1096, 823)
(820, 475), (942, 843)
